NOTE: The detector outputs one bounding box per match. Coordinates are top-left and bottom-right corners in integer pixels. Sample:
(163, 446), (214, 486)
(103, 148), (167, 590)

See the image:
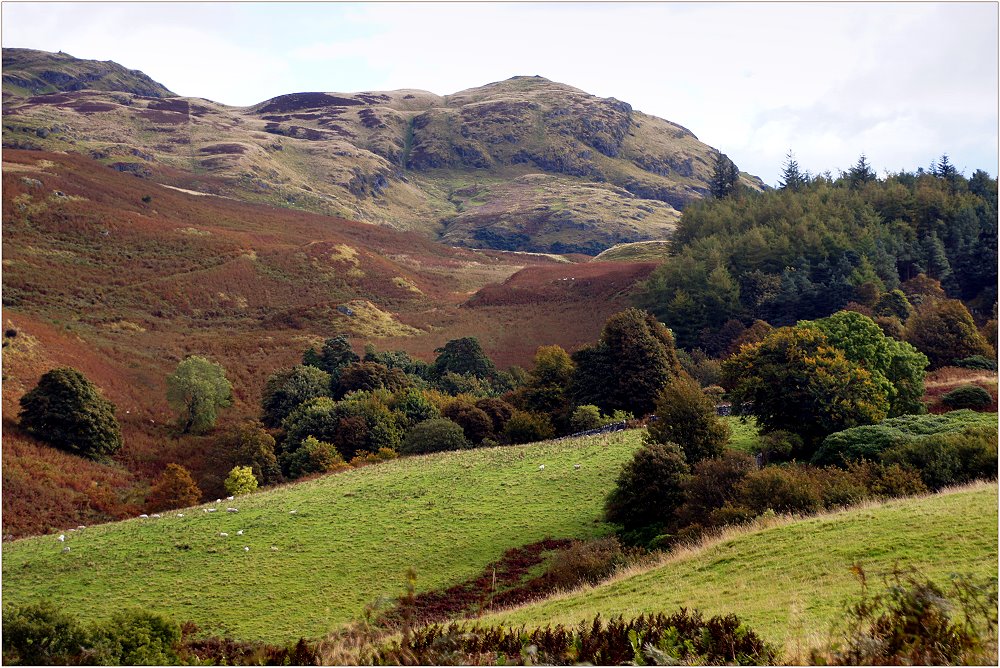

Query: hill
(1, 149), (654, 537)
(2, 47), (174, 97)
(482, 481), (999, 649)
(1, 430), (643, 642)
(2, 48), (763, 253)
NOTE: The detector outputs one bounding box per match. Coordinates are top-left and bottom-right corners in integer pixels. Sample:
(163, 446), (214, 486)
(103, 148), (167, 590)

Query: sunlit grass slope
(1, 431), (642, 642)
(485, 482), (998, 647)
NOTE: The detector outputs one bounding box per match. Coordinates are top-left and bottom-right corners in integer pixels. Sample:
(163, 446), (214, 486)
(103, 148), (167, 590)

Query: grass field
(482, 482), (998, 651)
(1, 430), (644, 642)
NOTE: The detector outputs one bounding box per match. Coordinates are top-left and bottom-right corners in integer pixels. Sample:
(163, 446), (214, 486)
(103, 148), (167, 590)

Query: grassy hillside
(483, 482), (998, 648)
(1, 430), (643, 642)
(2, 48), (174, 98)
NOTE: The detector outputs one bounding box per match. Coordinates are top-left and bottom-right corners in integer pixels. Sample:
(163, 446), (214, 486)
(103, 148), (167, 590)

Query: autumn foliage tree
(146, 463), (201, 512)
(722, 326), (889, 451)
(905, 299), (995, 368)
(18, 367), (123, 459)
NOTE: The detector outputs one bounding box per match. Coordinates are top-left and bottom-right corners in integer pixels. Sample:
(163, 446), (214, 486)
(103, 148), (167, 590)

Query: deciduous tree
(167, 356), (232, 434)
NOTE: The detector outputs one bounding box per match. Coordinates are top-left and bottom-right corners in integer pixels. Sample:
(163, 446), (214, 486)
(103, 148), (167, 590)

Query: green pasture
(1, 430), (644, 642)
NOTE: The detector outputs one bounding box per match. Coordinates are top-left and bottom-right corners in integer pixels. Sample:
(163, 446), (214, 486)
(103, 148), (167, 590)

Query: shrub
(279, 436), (349, 478)
(543, 537), (644, 590)
(260, 365), (331, 428)
(401, 418), (470, 455)
(146, 463), (202, 512)
(954, 355), (998, 371)
(941, 385), (993, 410)
(843, 460), (928, 499)
(605, 442), (690, 533)
(735, 465), (823, 515)
(813, 410), (998, 466)
(89, 610), (180, 665)
(224, 466), (258, 496)
(881, 425), (998, 490)
(166, 356), (232, 434)
(18, 367), (123, 459)
(2, 601), (89, 665)
(646, 374), (730, 464)
(570, 404), (606, 432)
(441, 400), (493, 444)
(503, 410), (555, 444)
(675, 451), (755, 529)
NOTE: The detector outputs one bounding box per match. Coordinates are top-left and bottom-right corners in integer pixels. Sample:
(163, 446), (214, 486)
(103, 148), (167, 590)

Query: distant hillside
(2, 48), (174, 97)
(2, 49), (763, 253)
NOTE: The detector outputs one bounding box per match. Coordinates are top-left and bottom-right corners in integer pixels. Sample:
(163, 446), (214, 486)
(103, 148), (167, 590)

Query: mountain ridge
(2, 48), (762, 253)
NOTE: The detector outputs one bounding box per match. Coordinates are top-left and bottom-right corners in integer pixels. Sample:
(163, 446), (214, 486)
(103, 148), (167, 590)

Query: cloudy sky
(2, 2), (997, 183)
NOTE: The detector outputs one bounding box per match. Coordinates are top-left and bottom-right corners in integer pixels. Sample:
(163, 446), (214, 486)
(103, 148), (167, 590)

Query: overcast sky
(2, 2), (997, 184)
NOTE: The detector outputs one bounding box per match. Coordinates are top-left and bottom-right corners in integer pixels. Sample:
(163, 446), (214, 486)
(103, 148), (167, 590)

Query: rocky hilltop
(2, 49), (761, 253)
(2, 48), (174, 98)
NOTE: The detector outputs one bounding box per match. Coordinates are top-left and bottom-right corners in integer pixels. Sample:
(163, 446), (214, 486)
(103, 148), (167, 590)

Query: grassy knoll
(483, 482), (998, 649)
(724, 415), (759, 453)
(1, 430), (644, 643)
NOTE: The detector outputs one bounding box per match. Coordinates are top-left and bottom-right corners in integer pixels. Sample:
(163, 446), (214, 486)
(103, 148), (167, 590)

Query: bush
(401, 418), (470, 455)
(813, 410), (998, 466)
(146, 463), (202, 512)
(543, 537), (645, 590)
(941, 385), (993, 410)
(224, 466), (258, 496)
(2, 601), (89, 665)
(441, 400), (493, 444)
(954, 355), (998, 371)
(605, 442), (690, 533)
(881, 425), (998, 490)
(279, 436), (349, 478)
(735, 466), (823, 515)
(503, 410), (555, 444)
(569, 404), (607, 432)
(675, 451), (755, 530)
(18, 367), (123, 459)
(646, 374), (730, 464)
(843, 460), (928, 499)
(89, 610), (180, 665)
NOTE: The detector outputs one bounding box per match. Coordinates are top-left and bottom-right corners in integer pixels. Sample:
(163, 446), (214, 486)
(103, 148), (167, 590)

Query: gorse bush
(941, 384), (993, 410)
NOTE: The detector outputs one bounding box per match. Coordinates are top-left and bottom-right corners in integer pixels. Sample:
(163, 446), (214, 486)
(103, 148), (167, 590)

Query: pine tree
(710, 152), (740, 199)
(848, 153), (876, 188)
(778, 151), (807, 191)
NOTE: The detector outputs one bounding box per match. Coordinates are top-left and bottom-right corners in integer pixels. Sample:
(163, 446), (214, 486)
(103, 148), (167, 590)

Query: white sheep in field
(62, 547), (71, 553)
(226, 508), (238, 513)
(151, 514), (161, 518)
(227, 496), (234, 501)
(57, 534), (65, 542)
(77, 525), (86, 530)
(219, 532), (228, 537)
(574, 464), (581, 470)
(206, 508), (217, 513)
(538, 464), (545, 471)
(236, 530), (244, 536)
(139, 514), (149, 519)
(289, 509), (297, 514)
(177, 513), (184, 518)
(243, 546), (249, 552)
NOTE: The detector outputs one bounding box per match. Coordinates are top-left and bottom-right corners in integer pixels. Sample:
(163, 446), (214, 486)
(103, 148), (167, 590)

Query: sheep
(226, 508), (238, 513)
(151, 513), (161, 518)
(243, 546), (249, 552)
(77, 525), (86, 530)
(57, 534), (65, 542)
(219, 532), (228, 537)
(206, 508), (217, 513)
(289, 509), (297, 514)
(538, 464), (545, 471)
(177, 513), (184, 518)
(62, 547), (71, 553)
(227, 496), (234, 501)
(236, 530), (244, 536)
(574, 464), (581, 470)
(139, 514), (149, 519)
